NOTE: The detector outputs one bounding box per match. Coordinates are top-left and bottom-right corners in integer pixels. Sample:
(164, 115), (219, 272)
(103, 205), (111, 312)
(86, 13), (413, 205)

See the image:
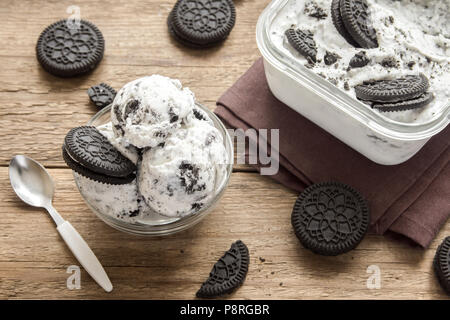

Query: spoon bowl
(9, 155), (54, 208)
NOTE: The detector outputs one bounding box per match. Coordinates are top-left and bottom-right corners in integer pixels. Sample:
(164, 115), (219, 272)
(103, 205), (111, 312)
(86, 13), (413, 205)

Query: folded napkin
(215, 58), (450, 248)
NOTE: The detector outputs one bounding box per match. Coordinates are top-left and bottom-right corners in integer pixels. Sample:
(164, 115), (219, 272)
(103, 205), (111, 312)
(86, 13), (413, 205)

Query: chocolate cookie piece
(368, 92), (434, 112)
(87, 83), (116, 109)
(196, 240), (249, 298)
(355, 74), (429, 103)
(62, 145), (135, 185)
(36, 19), (105, 77)
(291, 182), (370, 256)
(331, 0), (360, 47)
(168, 0), (236, 48)
(304, 1), (328, 20)
(340, 0), (378, 49)
(324, 51), (340, 65)
(285, 28), (317, 63)
(64, 126), (136, 177)
(349, 51), (370, 68)
(434, 237), (450, 295)
(380, 57), (399, 69)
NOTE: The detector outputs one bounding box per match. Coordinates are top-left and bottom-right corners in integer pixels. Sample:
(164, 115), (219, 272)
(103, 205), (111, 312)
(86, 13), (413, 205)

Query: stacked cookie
(36, 20), (105, 77)
(291, 182), (370, 256)
(355, 74), (434, 112)
(331, 0), (378, 49)
(167, 0), (236, 48)
(62, 126), (136, 185)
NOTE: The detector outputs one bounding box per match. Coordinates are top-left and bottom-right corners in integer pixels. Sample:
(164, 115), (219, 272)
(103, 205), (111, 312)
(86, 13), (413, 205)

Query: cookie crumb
(304, 1), (327, 20)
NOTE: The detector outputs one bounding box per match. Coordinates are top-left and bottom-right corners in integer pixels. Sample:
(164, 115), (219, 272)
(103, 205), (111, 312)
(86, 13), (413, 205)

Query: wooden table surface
(0, 0), (448, 300)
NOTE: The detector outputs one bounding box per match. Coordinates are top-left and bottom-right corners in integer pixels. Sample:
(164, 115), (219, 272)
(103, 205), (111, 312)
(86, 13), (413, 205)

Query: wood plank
(1, 0), (448, 300)
(1, 167), (449, 299)
(0, 0), (264, 169)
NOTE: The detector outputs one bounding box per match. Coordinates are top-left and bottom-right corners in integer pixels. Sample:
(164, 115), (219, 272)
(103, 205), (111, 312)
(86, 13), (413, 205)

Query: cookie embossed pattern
(36, 19), (105, 77)
(196, 240), (249, 298)
(168, 0), (236, 47)
(291, 182), (370, 256)
(257, 0), (449, 165)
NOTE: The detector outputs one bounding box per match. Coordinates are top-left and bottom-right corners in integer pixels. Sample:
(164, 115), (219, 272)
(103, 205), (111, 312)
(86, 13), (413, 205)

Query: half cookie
(196, 240), (249, 298)
(88, 83), (116, 109)
(285, 28), (318, 63)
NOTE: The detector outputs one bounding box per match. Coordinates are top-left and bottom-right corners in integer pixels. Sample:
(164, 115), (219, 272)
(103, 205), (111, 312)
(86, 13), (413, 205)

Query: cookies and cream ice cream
(139, 120), (228, 217)
(76, 76), (229, 222)
(111, 75), (195, 148)
(270, 0), (449, 123)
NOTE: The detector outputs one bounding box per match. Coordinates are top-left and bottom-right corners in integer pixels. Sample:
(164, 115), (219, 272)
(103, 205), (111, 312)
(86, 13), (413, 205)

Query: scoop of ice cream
(74, 172), (150, 223)
(97, 122), (139, 165)
(138, 121), (228, 217)
(183, 105), (214, 127)
(111, 75), (195, 148)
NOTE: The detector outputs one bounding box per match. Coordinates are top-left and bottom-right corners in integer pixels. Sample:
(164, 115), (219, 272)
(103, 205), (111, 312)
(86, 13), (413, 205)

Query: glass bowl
(73, 103), (233, 236)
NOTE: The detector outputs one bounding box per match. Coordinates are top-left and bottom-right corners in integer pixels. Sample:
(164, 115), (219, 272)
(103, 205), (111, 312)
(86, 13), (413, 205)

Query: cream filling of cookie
(270, 0), (449, 123)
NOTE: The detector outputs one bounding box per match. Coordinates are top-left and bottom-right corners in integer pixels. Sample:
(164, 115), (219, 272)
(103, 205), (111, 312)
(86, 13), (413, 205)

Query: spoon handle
(57, 221), (113, 292)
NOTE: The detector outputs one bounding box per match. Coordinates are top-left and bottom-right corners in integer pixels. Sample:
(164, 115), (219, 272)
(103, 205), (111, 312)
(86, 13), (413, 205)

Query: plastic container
(256, 0), (449, 165)
(73, 103), (233, 236)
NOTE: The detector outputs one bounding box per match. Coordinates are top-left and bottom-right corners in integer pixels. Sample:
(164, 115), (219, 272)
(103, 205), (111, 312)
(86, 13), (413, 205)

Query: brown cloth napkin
(215, 58), (450, 248)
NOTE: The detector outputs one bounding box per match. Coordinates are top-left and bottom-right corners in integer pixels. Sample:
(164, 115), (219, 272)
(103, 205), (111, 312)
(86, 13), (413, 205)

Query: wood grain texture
(0, 0), (448, 300)
(0, 0), (259, 168)
(1, 168), (449, 299)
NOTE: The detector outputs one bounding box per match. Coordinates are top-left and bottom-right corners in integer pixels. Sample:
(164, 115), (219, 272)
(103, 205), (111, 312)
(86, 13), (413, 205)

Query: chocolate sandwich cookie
(291, 182), (370, 256)
(339, 0), (378, 49)
(196, 240), (249, 298)
(167, 10), (208, 49)
(367, 92), (434, 112)
(285, 28), (317, 63)
(433, 237), (450, 295)
(87, 83), (116, 109)
(36, 19), (105, 77)
(63, 126), (136, 181)
(331, 0), (360, 47)
(62, 145), (135, 185)
(168, 0), (236, 48)
(355, 74), (429, 103)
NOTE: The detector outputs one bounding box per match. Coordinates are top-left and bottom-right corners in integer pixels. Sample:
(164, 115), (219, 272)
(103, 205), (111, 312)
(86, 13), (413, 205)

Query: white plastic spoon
(9, 155), (113, 292)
